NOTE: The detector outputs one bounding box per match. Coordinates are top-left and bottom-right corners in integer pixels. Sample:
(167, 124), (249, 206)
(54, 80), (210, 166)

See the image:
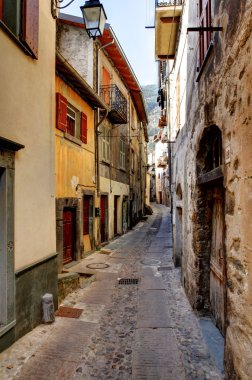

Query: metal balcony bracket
(187, 27), (223, 33)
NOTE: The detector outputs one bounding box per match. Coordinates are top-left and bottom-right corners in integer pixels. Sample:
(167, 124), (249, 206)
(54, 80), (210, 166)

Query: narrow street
(0, 205), (224, 380)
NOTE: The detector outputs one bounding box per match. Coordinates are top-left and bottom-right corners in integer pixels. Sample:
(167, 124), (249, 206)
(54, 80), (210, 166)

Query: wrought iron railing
(156, 0), (182, 7)
(100, 84), (127, 124)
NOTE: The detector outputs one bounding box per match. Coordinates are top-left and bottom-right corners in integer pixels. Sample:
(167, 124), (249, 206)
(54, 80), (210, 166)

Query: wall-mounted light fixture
(81, 0), (107, 39)
(51, 0), (107, 39)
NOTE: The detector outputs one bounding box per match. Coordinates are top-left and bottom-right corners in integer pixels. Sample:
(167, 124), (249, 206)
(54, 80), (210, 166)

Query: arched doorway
(174, 184), (183, 267)
(194, 125), (226, 335)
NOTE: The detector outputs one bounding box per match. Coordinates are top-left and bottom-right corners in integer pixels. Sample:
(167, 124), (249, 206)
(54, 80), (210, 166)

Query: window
(198, 0), (212, 69)
(102, 125), (110, 162)
(67, 105), (78, 137)
(102, 66), (111, 106)
(56, 93), (88, 144)
(0, 0), (39, 59)
(119, 139), (126, 170)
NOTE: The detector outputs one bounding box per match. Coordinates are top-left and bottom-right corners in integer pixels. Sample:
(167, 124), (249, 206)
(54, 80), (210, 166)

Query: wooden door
(63, 208), (75, 264)
(100, 195), (107, 243)
(210, 187), (225, 334)
(122, 200), (128, 234)
(114, 196), (118, 236)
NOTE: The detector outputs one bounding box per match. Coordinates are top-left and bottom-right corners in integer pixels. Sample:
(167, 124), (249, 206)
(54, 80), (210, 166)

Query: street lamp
(51, 0), (107, 39)
(80, 0), (107, 39)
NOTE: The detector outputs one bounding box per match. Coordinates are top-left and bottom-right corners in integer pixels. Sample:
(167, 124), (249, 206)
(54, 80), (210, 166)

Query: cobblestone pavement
(0, 204), (224, 380)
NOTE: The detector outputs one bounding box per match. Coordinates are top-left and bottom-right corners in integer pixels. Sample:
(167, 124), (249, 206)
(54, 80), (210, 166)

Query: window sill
(0, 320), (16, 338)
(0, 20), (34, 58)
(64, 133), (83, 147)
(196, 41), (214, 83)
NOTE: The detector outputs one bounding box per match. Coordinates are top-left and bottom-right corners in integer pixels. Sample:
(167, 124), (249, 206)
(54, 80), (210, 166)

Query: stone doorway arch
(174, 184), (183, 267)
(193, 125), (226, 335)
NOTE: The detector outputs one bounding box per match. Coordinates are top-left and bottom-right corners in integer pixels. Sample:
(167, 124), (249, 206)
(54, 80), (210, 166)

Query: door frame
(56, 198), (81, 272)
(100, 192), (109, 243)
(82, 190), (95, 252)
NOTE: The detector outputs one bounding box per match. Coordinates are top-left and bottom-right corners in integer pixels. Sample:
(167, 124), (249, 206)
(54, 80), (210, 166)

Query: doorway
(83, 195), (93, 253)
(114, 195), (119, 236)
(210, 187), (225, 334)
(100, 195), (108, 243)
(63, 208), (75, 264)
(159, 191), (162, 204)
(194, 125), (226, 336)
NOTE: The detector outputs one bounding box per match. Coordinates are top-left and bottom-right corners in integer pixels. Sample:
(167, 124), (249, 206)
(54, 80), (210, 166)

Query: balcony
(155, 0), (183, 60)
(157, 156), (168, 168)
(100, 84), (127, 124)
(158, 114), (167, 127)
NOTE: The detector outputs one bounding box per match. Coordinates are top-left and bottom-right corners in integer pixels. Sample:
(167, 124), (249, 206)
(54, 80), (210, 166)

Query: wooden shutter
(21, 0), (39, 59)
(80, 113), (87, 144)
(56, 93), (67, 132)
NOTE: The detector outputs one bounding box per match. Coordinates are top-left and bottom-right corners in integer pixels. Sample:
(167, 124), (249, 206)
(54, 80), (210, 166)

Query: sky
(63, 0), (157, 86)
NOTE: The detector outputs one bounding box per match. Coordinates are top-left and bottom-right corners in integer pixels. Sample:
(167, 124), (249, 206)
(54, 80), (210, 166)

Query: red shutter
(81, 113), (88, 144)
(56, 93), (67, 132)
(21, 0), (39, 59)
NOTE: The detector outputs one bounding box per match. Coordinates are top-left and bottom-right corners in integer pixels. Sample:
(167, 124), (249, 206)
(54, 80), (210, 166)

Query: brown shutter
(56, 93), (67, 132)
(80, 113), (88, 144)
(21, 0), (39, 59)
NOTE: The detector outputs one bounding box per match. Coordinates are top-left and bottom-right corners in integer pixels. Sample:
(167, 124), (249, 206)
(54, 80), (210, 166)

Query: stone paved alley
(0, 205), (224, 380)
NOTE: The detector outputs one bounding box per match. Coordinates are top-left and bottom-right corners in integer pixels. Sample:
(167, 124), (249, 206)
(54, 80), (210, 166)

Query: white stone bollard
(42, 293), (55, 323)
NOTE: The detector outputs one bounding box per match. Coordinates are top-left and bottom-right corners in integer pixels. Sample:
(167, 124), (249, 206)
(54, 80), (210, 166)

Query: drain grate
(158, 266), (173, 271)
(118, 278), (139, 285)
(55, 306), (83, 319)
(86, 263), (109, 269)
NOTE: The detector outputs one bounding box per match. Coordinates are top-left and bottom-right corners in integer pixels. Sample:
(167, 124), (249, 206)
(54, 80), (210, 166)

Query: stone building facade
(155, 0), (252, 378)
(57, 14), (148, 249)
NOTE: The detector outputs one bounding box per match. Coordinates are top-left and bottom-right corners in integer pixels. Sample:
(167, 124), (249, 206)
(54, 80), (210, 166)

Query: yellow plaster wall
(0, 1), (56, 270)
(55, 76), (96, 198)
(100, 177), (129, 239)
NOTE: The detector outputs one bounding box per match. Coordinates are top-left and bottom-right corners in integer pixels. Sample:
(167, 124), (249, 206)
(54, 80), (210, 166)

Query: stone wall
(172, 0), (252, 378)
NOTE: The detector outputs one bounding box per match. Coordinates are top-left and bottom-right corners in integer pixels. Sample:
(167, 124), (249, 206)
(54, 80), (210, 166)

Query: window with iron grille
(198, 0), (212, 69)
(120, 139), (126, 170)
(102, 125), (110, 163)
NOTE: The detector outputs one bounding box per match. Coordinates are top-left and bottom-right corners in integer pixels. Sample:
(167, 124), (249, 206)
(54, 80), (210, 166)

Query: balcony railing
(100, 84), (127, 124)
(156, 0), (182, 7)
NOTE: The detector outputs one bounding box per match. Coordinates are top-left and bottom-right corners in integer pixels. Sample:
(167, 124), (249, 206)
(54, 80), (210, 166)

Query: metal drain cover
(158, 266), (173, 271)
(86, 263), (109, 269)
(118, 278), (139, 285)
(55, 306), (83, 319)
(140, 259), (161, 266)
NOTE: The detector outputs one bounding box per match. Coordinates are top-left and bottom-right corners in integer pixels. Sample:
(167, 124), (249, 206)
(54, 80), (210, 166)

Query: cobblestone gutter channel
(0, 205), (224, 380)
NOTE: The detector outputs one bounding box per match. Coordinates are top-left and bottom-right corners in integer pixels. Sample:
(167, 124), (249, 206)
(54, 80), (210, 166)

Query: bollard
(42, 293), (55, 323)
